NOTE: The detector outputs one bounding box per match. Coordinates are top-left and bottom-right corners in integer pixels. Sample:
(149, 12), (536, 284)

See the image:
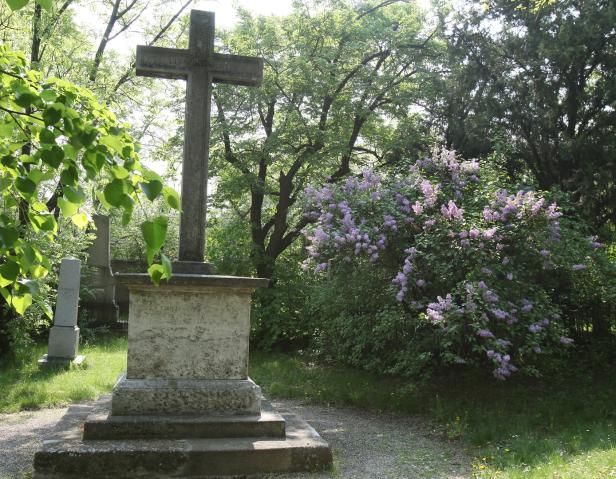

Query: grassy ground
(252, 352), (616, 479)
(1, 337), (615, 478)
(0, 336), (127, 413)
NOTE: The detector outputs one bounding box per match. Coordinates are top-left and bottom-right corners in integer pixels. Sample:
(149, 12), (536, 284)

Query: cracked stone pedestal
(34, 273), (332, 478)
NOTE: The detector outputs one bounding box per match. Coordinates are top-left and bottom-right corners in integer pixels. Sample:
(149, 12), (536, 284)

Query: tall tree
(435, 0), (616, 226)
(210, 0), (437, 279)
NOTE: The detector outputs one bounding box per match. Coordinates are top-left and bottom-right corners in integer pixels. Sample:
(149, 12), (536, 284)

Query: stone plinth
(34, 258), (332, 477)
(113, 273), (268, 416)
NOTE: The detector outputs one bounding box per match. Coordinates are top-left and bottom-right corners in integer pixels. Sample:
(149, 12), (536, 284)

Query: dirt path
(0, 399), (470, 479)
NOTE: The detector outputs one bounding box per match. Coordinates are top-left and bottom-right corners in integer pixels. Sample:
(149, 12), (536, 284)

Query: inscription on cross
(136, 10), (263, 266)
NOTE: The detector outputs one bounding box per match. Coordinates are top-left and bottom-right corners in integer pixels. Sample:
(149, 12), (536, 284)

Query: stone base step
(83, 399), (286, 440)
(34, 398), (332, 478)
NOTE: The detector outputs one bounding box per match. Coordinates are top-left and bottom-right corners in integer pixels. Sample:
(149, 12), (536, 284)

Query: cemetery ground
(1, 335), (615, 478)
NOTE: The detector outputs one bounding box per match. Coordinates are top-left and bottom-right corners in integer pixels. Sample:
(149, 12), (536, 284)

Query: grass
(250, 351), (616, 479)
(0, 335), (127, 413)
(2, 338), (615, 478)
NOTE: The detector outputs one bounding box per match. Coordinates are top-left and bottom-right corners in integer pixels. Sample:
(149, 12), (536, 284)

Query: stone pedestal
(34, 272), (333, 478)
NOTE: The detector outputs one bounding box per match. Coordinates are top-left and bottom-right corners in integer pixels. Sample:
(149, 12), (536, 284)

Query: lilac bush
(301, 149), (602, 379)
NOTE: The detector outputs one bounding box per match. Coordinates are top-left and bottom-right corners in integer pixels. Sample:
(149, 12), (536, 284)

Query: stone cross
(135, 10), (263, 263)
(39, 257), (85, 366)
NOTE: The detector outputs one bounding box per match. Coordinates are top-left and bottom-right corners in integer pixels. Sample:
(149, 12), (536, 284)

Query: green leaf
(40, 89), (57, 103)
(28, 212), (57, 233)
(99, 134), (123, 152)
(11, 293), (32, 315)
(57, 197), (78, 217)
(141, 216), (168, 265)
(15, 176), (36, 197)
(161, 253), (172, 279)
(103, 179), (127, 207)
(41, 145), (64, 167)
(0, 226), (18, 248)
(42, 105), (62, 125)
(5, 0), (29, 11)
(60, 165), (78, 186)
(140, 179), (163, 201)
(35, 0), (52, 11)
(110, 165), (129, 179)
(162, 186), (181, 210)
(147, 263), (164, 285)
(121, 208), (132, 226)
(63, 185), (85, 204)
(0, 260), (20, 287)
(71, 212), (88, 229)
(39, 128), (56, 145)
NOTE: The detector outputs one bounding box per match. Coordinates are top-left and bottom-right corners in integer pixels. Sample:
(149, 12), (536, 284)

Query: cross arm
(136, 45), (192, 80)
(211, 53), (263, 87)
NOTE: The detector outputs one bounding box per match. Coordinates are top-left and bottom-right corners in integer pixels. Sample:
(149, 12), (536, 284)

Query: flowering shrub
(302, 149), (604, 379)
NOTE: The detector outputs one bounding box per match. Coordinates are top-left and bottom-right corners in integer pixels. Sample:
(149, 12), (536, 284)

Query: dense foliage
(0, 46), (178, 352)
(302, 149), (614, 379)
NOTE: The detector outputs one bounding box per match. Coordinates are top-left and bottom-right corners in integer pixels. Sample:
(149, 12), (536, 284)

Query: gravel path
(0, 399), (470, 479)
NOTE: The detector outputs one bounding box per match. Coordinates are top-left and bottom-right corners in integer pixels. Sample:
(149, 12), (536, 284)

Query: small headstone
(82, 214), (120, 326)
(39, 257), (85, 366)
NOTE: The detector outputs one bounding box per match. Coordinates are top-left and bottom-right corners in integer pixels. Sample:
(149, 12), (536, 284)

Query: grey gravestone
(81, 215), (120, 326)
(39, 258), (85, 366)
(33, 10), (332, 478)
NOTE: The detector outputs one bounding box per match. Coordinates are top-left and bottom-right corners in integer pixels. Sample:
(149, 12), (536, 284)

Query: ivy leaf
(141, 216), (168, 265)
(5, 0), (29, 11)
(162, 186), (181, 210)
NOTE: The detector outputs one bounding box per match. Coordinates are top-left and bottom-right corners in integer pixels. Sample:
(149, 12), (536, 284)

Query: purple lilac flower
(502, 257), (510, 265)
(491, 309), (507, 320)
(506, 273), (514, 281)
(482, 290), (499, 303)
(440, 200), (464, 221)
(416, 279), (426, 287)
(533, 346), (542, 354)
(426, 308), (443, 322)
(478, 281), (488, 290)
(481, 267), (493, 275)
(424, 219), (436, 229)
(469, 228), (480, 238)
(459, 230), (468, 239)
(572, 264), (587, 271)
(588, 236), (603, 249)
(477, 329), (494, 338)
(560, 336), (574, 345)
(460, 239), (471, 247)
(412, 201), (424, 215)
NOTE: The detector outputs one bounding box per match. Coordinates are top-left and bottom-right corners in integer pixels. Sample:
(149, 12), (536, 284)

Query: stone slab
(33, 398), (332, 479)
(38, 354), (85, 367)
(47, 326), (79, 359)
(88, 214), (111, 268)
(111, 376), (262, 416)
(118, 274), (267, 381)
(84, 397), (285, 440)
(52, 289), (80, 327)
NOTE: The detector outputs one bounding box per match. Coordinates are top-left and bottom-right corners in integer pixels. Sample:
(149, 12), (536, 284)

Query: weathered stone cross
(136, 10), (263, 263)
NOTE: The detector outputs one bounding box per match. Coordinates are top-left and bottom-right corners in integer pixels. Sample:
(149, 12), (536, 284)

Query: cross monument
(136, 10), (263, 264)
